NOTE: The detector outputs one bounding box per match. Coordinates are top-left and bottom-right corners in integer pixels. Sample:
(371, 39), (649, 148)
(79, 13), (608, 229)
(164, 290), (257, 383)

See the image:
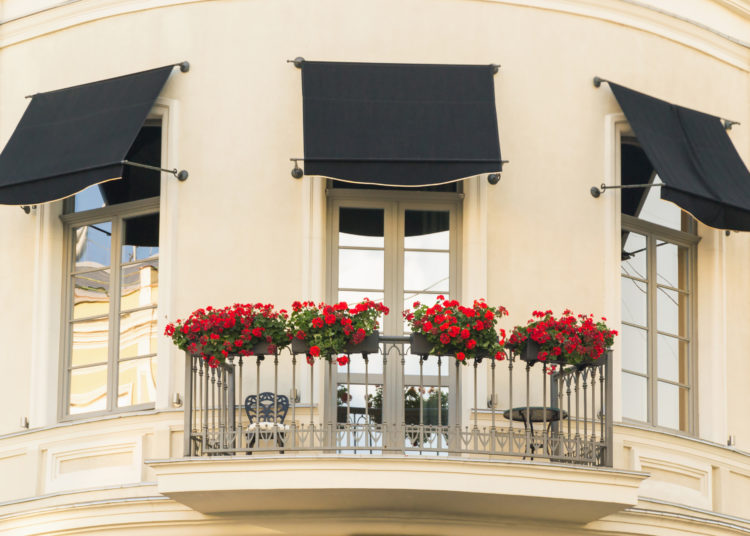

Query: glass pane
(404, 385), (449, 426)
(339, 208), (384, 248)
(73, 221), (112, 271)
(657, 335), (688, 384)
(342, 352), (384, 375)
(621, 277), (647, 327)
(121, 213), (159, 262)
(638, 175), (683, 230)
(621, 324), (647, 374)
(71, 318), (109, 367)
(336, 383), (382, 425)
(404, 251), (449, 293)
(117, 356), (157, 407)
(656, 241), (688, 290)
(621, 232), (647, 278)
(338, 249), (384, 289)
(403, 352), (449, 376)
(69, 364), (108, 414)
(658, 382), (689, 431)
(120, 261), (159, 311)
(337, 290), (385, 307)
(404, 210), (450, 250)
(72, 269), (110, 320)
(622, 372), (647, 422)
(657, 287), (687, 336)
(70, 185), (106, 213)
(119, 309), (158, 359)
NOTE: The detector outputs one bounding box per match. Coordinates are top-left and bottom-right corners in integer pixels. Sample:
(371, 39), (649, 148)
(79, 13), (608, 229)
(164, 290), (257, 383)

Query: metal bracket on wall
(121, 160), (188, 181)
(590, 182), (663, 198)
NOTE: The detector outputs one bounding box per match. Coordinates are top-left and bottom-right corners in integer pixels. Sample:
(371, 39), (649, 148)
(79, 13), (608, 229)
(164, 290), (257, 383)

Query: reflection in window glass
(622, 372), (648, 422)
(122, 214), (159, 263)
(71, 318), (109, 367)
(621, 324), (647, 374)
(657, 335), (688, 384)
(119, 309), (159, 359)
(120, 262), (158, 311)
(658, 381), (689, 431)
(73, 222), (112, 271)
(621, 232), (647, 278)
(621, 277), (647, 327)
(339, 208), (384, 248)
(69, 364), (108, 414)
(404, 210), (449, 249)
(638, 176), (682, 230)
(657, 287), (686, 336)
(117, 357), (157, 407)
(72, 270), (110, 319)
(404, 251), (449, 293)
(339, 249), (384, 289)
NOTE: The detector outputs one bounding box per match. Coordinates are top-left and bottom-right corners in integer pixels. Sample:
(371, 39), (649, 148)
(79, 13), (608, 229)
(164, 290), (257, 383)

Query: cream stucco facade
(1, 0), (750, 534)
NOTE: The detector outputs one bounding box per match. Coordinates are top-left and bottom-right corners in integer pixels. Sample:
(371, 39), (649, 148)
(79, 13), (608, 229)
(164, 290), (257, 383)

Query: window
(620, 140), (698, 432)
(327, 185), (460, 434)
(60, 124), (161, 417)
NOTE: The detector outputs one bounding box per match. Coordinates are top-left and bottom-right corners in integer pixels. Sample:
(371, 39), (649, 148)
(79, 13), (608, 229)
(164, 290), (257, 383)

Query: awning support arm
(593, 76), (739, 130)
(121, 160), (188, 181)
(591, 182), (663, 198)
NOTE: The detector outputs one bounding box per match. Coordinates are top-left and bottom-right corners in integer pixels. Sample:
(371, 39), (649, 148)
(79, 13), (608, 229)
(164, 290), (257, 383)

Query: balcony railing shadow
(183, 335), (613, 466)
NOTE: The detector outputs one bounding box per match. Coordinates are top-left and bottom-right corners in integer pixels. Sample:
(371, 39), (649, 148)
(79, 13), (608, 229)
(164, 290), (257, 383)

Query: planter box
(251, 341), (276, 356)
(518, 340), (612, 368)
(409, 333), (434, 355)
(345, 330), (380, 355)
(409, 333), (490, 361)
(291, 331), (380, 356)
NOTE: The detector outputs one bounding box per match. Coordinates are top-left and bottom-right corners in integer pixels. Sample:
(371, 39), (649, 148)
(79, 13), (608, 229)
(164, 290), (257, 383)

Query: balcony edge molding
(147, 455), (648, 523)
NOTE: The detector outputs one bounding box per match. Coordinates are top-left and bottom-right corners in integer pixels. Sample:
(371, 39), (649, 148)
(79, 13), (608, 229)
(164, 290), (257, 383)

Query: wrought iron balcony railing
(182, 335), (613, 466)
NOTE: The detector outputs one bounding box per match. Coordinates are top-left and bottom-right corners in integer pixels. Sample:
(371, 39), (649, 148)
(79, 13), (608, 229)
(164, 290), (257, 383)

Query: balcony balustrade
(183, 335), (613, 466)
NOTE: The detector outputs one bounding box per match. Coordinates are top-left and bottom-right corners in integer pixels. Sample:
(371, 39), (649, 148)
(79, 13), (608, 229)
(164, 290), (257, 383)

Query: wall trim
(0, 0), (749, 70)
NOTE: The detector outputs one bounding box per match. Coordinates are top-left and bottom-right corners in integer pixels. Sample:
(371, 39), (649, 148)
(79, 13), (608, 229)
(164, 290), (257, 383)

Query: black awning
(301, 61), (502, 187)
(0, 65), (174, 205)
(610, 83), (750, 231)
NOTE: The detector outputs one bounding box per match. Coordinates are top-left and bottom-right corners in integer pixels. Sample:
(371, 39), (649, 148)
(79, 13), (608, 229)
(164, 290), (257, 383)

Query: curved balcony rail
(183, 335), (613, 466)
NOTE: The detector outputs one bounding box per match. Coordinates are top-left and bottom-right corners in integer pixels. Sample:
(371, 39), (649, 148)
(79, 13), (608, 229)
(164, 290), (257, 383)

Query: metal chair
(244, 392), (290, 452)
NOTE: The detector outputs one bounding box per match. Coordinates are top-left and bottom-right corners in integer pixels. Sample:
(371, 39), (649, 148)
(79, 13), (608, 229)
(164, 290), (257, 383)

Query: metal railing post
(183, 352), (194, 457)
(604, 350), (614, 467)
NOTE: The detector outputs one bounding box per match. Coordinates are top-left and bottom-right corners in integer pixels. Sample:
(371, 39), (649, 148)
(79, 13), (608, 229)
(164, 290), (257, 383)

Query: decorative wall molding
(0, 0), (749, 70)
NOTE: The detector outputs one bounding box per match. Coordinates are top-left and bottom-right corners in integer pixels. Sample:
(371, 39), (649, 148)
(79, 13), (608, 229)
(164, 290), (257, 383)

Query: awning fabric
(610, 83), (750, 231)
(0, 65), (174, 205)
(301, 61), (502, 187)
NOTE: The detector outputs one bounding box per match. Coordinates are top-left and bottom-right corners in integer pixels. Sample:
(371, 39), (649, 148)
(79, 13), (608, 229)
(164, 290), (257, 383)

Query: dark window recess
(67, 125), (161, 213)
(339, 207), (384, 238)
(405, 210), (449, 237)
(331, 180), (458, 193)
(620, 141), (654, 219)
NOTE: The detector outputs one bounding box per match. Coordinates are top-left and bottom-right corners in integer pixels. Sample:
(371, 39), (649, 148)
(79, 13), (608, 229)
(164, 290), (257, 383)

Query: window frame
(620, 184), (700, 435)
(59, 195), (160, 420)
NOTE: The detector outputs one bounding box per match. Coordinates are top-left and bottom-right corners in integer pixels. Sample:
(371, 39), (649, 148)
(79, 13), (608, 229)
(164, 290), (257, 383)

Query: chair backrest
(244, 392), (289, 424)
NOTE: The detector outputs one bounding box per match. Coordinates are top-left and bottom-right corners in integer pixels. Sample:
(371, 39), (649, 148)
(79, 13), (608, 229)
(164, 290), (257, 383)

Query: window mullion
(647, 231), (658, 426)
(108, 216), (124, 412)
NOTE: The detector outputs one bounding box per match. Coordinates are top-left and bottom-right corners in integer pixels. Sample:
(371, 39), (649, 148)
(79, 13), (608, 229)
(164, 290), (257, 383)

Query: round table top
(502, 406), (568, 422)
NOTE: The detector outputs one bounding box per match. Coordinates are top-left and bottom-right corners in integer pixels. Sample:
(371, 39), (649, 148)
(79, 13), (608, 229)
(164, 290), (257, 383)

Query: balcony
(145, 337), (648, 522)
(180, 335), (613, 465)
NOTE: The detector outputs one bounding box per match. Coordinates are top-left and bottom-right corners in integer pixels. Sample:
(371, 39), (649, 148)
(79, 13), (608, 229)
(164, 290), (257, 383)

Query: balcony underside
(148, 455), (647, 523)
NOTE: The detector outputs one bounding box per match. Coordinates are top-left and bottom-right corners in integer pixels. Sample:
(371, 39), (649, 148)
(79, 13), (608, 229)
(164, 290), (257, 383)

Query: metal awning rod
(593, 76), (740, 129)
(121, 160), (188, 181)
(590, 182), (664, 198)
(287, 57), (501, 74)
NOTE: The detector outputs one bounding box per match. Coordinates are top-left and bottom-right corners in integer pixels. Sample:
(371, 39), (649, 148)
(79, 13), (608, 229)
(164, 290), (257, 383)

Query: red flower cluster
(290, 298), (389, 361)
(403, 296), (508, 362)
(164, 303), (290, 367)
(506, 309), (618, 365)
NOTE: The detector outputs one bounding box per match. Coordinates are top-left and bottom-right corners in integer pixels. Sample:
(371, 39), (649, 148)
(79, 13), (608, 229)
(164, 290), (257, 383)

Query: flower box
(344, 330), (380, 355)
(410, 332), (434, 355)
